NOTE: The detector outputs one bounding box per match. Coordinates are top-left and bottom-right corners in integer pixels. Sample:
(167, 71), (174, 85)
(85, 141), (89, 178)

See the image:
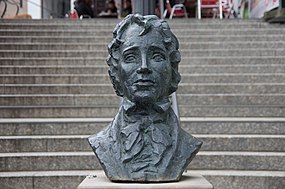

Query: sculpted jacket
(88, 99), (202, 182)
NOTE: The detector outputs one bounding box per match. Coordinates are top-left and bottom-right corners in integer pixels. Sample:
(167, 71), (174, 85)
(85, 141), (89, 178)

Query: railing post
(132, 0), (156, 15)
(197, 0), (201, 19)
(219, 0), (223, 19)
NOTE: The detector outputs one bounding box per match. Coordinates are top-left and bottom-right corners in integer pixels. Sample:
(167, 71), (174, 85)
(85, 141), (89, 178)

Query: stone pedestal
(77, 171), (213, 189)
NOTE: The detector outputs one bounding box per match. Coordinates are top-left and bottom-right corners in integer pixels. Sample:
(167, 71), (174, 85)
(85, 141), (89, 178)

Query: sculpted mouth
(134, 79), (155, 86)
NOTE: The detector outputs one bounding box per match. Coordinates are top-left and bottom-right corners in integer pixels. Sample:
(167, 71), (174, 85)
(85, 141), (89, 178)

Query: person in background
(121, 0), (132, 17)
(99, 0), (118, 18)
(74, 0), (94, 18)
(155, 0), (176, 18)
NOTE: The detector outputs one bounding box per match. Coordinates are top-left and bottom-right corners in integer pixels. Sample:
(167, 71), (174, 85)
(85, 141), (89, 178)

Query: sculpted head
(107, 14), (181, 104)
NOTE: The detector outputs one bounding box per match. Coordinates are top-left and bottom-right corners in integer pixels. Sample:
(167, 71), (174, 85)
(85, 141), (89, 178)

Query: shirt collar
(122, 97), (171, 115)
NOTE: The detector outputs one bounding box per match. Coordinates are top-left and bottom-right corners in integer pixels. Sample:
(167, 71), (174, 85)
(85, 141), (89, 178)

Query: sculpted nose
(137, 67), (152, 74)
(136, 54), (152, 74)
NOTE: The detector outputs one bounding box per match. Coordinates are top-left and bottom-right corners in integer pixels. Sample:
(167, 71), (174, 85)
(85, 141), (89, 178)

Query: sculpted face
(119, 24), (172, 104)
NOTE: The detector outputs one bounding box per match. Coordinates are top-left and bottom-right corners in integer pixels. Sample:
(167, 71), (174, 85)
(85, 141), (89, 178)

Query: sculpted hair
(107, 14), (181, 97)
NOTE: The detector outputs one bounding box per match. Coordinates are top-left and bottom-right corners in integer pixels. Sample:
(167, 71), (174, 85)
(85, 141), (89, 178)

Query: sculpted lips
(134, 79), (155, 86)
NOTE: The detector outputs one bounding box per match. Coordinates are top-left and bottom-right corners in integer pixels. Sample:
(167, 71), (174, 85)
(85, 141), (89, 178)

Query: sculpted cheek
(153, 62), (171, 79)
(120, 64), (136, 79)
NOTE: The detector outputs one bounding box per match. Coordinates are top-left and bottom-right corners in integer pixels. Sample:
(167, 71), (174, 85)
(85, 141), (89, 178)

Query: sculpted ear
(169, 50), (181, 63)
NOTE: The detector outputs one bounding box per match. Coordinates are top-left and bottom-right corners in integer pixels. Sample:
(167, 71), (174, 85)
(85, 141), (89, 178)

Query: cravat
(120, 115), (172, 173)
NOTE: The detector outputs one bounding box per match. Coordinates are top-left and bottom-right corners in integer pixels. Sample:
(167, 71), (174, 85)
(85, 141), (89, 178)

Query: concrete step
(2, 117), (285, 135)
(0, 50), (109, 58)
(198, 170), (285, 189)
(0, 94), (122, 106)
(0, 74), (111, 84)
(186, 49), (285, 57)
(0, 118), (111, 136)
(174, 28), (285, 35)
(2, 41), (285, 51)
(0, 170), (284, 189)
(0, 84), (115, 95)
(181, 34), (285, 42)
(0, 49), (284, 58)
(0, 170), (90, 189)
(178, 94), (285, 106)
(1, 28), (285, 37)
(181, 117), (285, 135)
(1, 83), (285, 95)
(0, 94), (284, 106)
(182, 41), (285, 50)
(0, 93), (283, 107)
(179, 105), (285, 117)
(0, 30), (110, 36)
(1, 117), (284, 136)
(0, 23), (117, 30)
(178, 83), (285, 94)
(0, 56), (284, 66)
(0, 134), (284, 153)
(0, 151), (99, 171)
(0, 19), (282, 29)
(0, 20), (281, 27)
(0, 105), (284, 118)
(0, 135), (91, 153)
(199, 135), (285, 152)
(0, 106), (118, 118)
(0, 36), (111, 43)
(0, 64), (283, 74)
(0, 43), (107, 51)
(1, 74), (284, 84)
(180, 74), (285, 83)
(0, 65), (109, 75)
(0, 151), (284, 171)
(190, 151), (285, 171)
(0, 18), (118, 29)
(0, 57), (108, 66)
(186, 56), (285, 65)
(1, 35), (285, 43)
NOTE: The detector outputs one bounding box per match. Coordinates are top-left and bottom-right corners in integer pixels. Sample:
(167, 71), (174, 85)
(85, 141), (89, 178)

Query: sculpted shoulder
(88, 126), (112, 153)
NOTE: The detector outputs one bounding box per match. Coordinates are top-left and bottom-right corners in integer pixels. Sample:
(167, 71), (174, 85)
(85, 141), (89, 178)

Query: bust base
(77, 171), (213, 189)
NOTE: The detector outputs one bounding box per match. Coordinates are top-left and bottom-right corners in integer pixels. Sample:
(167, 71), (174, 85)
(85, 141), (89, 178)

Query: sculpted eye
(124, 54), (137, 63)
(153, 53), (165, 62)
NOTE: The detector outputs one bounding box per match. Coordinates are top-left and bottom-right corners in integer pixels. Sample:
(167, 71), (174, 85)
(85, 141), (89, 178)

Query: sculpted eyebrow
(149, 45), (166, 53)
(122, 46), (139, 54)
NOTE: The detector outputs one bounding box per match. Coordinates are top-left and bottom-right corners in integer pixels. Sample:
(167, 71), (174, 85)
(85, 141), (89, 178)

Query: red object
(173, 9), (185, 16)
(68, 10), (79, 19)
(201, 0), (219, 7)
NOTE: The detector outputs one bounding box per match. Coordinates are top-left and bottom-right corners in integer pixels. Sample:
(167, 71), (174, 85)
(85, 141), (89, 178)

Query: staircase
(0, 19), (284, 189)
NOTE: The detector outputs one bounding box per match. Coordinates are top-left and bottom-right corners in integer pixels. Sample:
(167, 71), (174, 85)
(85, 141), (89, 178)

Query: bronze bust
(88, 14), (202, 182)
